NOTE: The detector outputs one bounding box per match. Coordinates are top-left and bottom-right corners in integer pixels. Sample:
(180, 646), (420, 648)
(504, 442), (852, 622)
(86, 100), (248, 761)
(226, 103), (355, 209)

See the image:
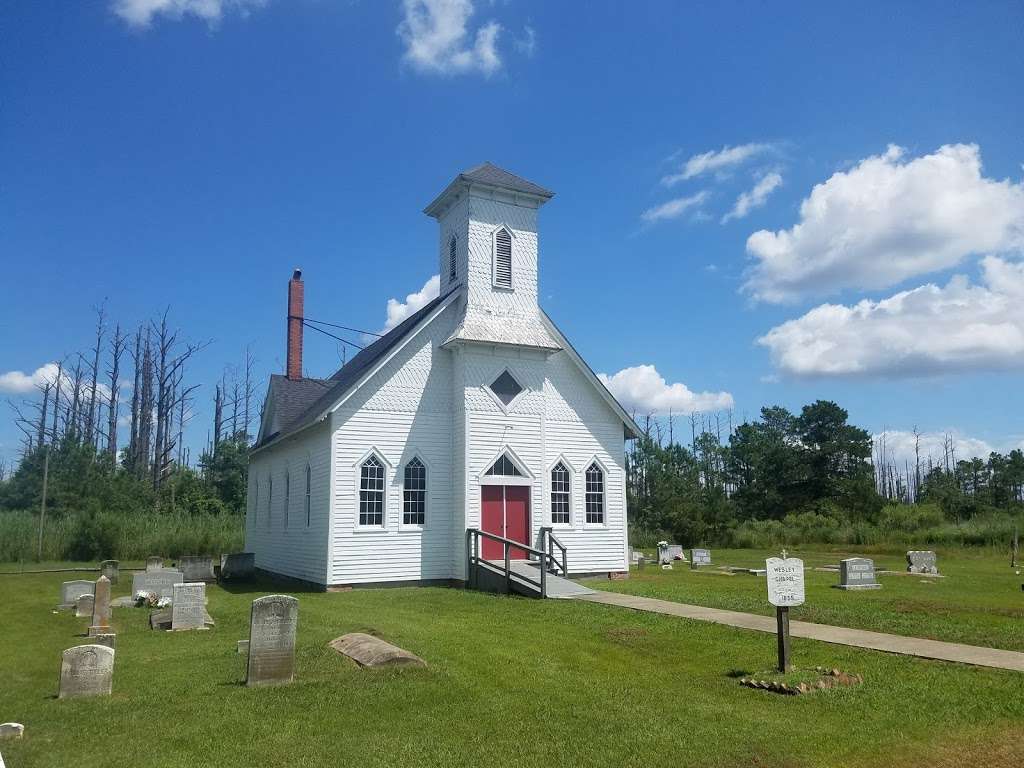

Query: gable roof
(257, 375), (333, 445)
(252, 285), (460, 452)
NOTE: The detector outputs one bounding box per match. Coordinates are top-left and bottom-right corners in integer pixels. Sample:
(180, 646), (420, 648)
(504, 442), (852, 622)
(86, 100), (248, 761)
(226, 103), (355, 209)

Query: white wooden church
(246, 163), (638, 589)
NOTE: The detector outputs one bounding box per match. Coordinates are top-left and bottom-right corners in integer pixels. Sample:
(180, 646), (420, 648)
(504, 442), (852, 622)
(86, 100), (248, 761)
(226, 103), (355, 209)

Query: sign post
(765, 551), (804, 673)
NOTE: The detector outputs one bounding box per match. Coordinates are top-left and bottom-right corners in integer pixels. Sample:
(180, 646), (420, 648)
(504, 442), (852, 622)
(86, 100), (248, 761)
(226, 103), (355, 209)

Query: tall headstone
(836, 558), (881, 590)
(75, 594), (95, 618)
(146, 556), (163, 572)
(58, 644), (114, 699)
(60, 580), (94, 608)
(89, 576), (112, 635)
(132, 568), (184, 601)
(690, 548), (712, 569)
(99, 559), (119, 584)
(220, 552), (256, 581)
(906, 550), (939, 574)
(171, 583), (207, 630)
(246, 595), (298, 687)
(179, 556), (216, 583)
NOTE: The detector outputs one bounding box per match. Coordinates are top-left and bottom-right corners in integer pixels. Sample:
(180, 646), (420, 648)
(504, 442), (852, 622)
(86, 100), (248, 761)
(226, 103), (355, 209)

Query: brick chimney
(286, 269), (304, 380)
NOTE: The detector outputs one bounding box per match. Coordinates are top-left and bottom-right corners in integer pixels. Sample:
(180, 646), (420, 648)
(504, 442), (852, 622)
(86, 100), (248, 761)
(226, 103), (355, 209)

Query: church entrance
(480, 485), (530, 560)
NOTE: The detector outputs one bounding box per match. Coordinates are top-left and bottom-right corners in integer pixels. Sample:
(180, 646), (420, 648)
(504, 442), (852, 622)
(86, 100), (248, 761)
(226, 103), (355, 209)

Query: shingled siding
(245, 419), (332, 585)
(327, 303), (457, 586)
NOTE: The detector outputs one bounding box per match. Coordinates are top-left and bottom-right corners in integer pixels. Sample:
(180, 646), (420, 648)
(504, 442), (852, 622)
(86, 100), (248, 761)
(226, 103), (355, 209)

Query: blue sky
(1, 0), (1022, 469)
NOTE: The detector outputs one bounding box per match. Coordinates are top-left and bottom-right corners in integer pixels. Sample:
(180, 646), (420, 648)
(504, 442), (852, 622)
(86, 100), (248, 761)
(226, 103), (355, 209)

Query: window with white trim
(305, 464), (311, 527)
(585, 462), (604, 524)
(284, 471), (290, 530)
(551, 462), (570, 524)
(403, 457), (426, 526)
(485, 453), (523, 477)
(359, 456), (385, 526)
(493, 227), (512, 289)
(488, 370), (523, 407)
(448, 235), (457, 282)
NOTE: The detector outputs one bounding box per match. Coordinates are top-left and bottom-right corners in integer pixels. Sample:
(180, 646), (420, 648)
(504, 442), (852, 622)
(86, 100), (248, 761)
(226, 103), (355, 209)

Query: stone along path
(575, 591), (1024, 672)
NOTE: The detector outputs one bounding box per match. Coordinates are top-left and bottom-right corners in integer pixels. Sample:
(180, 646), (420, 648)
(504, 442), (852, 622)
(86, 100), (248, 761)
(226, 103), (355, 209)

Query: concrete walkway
(575, 591), (1024, 672)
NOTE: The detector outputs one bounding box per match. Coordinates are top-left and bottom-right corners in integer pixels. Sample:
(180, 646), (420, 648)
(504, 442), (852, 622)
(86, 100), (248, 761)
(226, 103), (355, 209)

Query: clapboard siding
(245, 420), (331, 584)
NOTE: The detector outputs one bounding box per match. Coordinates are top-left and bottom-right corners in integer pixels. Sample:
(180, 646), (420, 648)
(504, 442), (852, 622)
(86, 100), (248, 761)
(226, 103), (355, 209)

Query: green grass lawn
(587, 547), (1024, 652)
(0, 558), (1021, 768)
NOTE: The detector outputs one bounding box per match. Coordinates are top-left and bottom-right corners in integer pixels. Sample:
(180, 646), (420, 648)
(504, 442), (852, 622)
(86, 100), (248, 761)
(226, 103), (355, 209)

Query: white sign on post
(766, 557), (805, 607)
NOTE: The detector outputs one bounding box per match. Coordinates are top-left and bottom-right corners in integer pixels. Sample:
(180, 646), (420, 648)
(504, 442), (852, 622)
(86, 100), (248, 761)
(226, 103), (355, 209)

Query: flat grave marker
(58, 644), (114, 699)
(246, 595), (298, 687)
(836, 557), (882, 590)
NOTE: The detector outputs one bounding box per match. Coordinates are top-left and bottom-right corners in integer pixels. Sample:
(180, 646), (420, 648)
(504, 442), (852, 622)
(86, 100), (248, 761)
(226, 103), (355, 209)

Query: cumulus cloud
(111, 0), (267, 27)
(398, 0), (502, 76)
(0, 363), (61, 394)
(640, 191), (709, 224)
(598, 365), (734, 415)
(744, 144), (1024, 303)
(722, 172), (782, 223)
(874, 429), (995, 467)
(662, 143), (772, 187)
(382, 275), (441, 333)
(758, 256), (1024, 377)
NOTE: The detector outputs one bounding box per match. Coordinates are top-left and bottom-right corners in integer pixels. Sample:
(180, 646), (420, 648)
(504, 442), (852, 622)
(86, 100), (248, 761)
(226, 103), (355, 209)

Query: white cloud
(398, 0), (503, 77)
(640, 191), (709, 224)
(662, 143), (772, 187)
(382, 274), (441, 333)
(0, 363), (61, 394)
(598, 364), (734, 415)
(758, 256), (1024, 377)
(744, 144), (1024, 303)
(111, 0), (266, 27)
(515, 25), (537, 57)
(722, 172), (782, 223)
(873, 429), (995, 467)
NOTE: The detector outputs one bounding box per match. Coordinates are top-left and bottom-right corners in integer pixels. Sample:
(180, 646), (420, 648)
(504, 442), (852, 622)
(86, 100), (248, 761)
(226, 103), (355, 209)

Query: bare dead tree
(242, 345), (256, 443)
(83, 304), (106, 446)
(106, 324), (126, 460)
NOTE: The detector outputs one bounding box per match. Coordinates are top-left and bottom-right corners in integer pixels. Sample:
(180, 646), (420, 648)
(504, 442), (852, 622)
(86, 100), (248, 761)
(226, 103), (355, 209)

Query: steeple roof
(424, 162), (553, 217)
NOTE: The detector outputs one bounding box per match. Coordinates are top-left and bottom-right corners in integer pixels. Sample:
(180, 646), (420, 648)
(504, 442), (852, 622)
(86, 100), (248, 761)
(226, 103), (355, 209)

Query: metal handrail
(466, 528), (556, 598)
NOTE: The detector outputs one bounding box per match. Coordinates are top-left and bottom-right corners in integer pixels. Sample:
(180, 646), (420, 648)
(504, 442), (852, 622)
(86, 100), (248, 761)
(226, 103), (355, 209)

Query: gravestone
(60, 580), (94, 608)
(91, 633), (116, 650)
(99, 559), (119, 584)
(75, 594), (94, 618)
(329, 633), (427, 668)
(58, 644), (114, 699)
(690, 548), (712, 569)
(836, 558), (881, 590)
(658, 543), (685, 563)
(220, 552), (256, 580)
(766, 557), (805, 607)
(237, 639), (249, 655)
(146, 556), (163, 572)
(89, 576), (112, 635)
(171, 583), (207, 630)
(246, 595), (298, 687)
(0, 723), (24, 740)
(132, 568), (184, 601)
(906, 550), (939, 574)
(179, 556), (216, 582)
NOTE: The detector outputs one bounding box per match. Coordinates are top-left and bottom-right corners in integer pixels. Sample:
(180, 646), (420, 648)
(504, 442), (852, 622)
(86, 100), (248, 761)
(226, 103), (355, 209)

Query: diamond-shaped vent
(489, 370), (523, 406)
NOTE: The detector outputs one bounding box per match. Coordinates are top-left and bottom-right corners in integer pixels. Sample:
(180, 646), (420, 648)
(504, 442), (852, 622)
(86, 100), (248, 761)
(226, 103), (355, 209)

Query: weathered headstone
(220, 552), (256, 580)
(146, 556), (163, 572)
(329, 633), (427, 668)
(75, 594), (95, 618)
(91, 633), (116, 650)
(132, 568), (184, 601)
(246, 595), (298, 687)
(60, 580), (94, 608)
(99, 559), (119, 584)
(836, 557), (881, 590)
(658, 543), (685, 564)
(237, 639), (249, 655)
(0, 723), (23, 740)
(690, 548), (712, 568)
(171, 582), (207, 630)
(906, 550), (939, 574)
(89, 576), (112, 636)
(766, 557), (805, 607)
(58, 644), (114, 699)
(179, 556), (216, 582)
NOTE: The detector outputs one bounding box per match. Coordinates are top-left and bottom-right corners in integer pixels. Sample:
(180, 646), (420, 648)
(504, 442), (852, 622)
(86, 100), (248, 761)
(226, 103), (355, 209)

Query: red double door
(481, 485), (530, 560)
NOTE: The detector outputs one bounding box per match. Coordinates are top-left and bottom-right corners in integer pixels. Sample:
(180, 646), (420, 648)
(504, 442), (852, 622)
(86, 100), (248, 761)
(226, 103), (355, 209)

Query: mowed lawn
(585, 548), (1024, 652)
(0, 561), (1021, 768)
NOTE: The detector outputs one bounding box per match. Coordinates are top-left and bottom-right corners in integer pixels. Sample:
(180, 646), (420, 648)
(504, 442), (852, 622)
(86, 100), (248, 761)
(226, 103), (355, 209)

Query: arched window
(551, 462), (570, 524)
(267, 476), (273, 530)
(305, 464), (312, 527)
(359, 456), (385, 526)
(403, 457), (426, 526)
(585, 462), (604, 524)
(493, 227), (512, 289)
(284, 471), (290, 530)
(448, 235), (457, 282)
(485, 453), (523, 477)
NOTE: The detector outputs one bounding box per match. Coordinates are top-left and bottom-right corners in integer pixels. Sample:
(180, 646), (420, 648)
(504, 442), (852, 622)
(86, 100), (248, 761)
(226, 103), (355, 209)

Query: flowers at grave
(135, 590), (160, 608)
(156, 596), (172, 608)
